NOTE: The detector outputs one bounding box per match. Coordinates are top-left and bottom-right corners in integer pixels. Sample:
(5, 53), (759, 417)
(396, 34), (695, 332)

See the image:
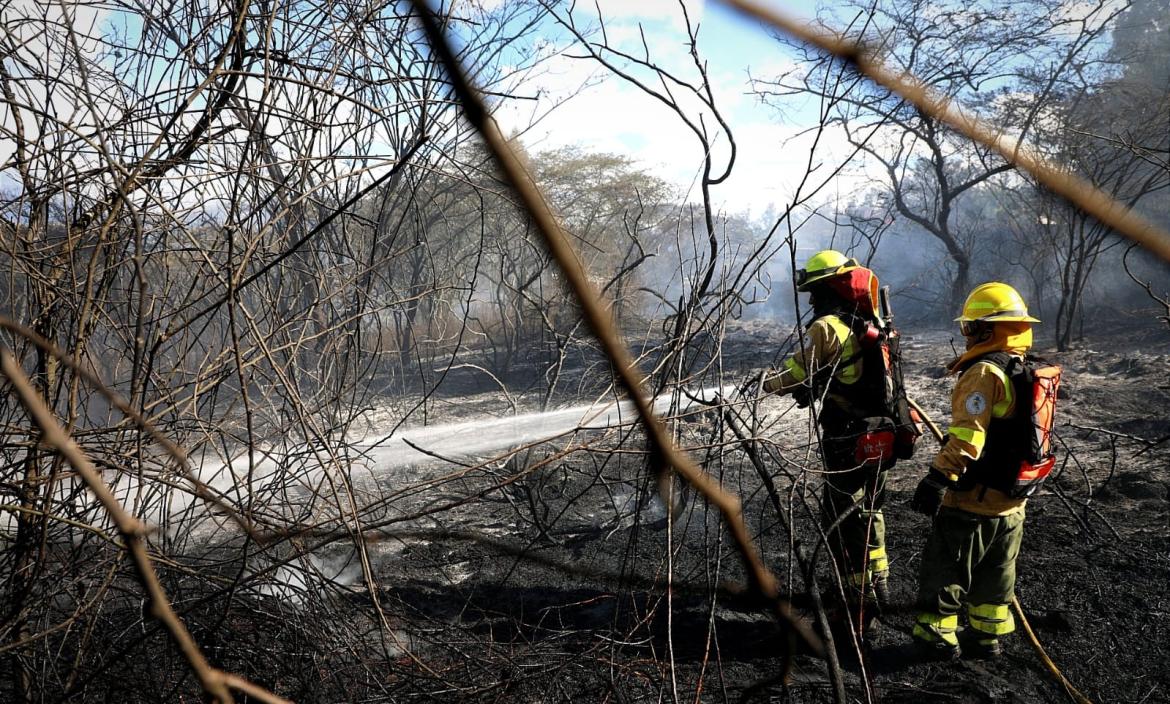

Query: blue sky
(494, 0), (865, 218)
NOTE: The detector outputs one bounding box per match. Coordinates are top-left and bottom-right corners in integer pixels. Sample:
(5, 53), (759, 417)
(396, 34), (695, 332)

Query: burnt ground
(18, 322), (1165, 703)
(309, 321), (1168, 704)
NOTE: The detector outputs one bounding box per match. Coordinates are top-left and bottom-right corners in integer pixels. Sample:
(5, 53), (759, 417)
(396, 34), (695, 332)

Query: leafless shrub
(2, 0), (1168, 702)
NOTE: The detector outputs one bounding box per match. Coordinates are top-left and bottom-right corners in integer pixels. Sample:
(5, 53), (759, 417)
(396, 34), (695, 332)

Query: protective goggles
(959, 320), (986, 337)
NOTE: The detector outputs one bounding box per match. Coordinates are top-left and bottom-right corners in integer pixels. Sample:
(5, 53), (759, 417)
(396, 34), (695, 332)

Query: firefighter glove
(910, 469), (953, 516)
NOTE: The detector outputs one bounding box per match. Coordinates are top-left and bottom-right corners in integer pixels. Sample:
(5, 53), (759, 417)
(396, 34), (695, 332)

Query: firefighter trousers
(913, 505), (1025, 645)
(820, 458), (889, 599)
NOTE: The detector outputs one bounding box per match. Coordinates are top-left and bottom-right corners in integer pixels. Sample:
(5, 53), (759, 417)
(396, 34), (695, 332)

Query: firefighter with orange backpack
(910, 282), (1062, 660)
(759, 249), (920, 638)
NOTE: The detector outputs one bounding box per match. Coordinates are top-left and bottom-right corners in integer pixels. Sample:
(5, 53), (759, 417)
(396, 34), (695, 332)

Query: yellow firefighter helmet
(796, 249), (860, 291)
(956, 282), (1040, 334)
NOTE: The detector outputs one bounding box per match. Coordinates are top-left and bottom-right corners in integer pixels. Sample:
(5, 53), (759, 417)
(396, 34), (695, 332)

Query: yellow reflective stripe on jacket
(948, 426), (986, 446)
(776, 315), (859, 386)
(933, 353), (1029, 515)
(932, 358), (1016, 480)
(977, 360), (1013, 417)
(868, 546), (889, 573)
(968, 602), (1015, 635)
(823, 315), (861, 385)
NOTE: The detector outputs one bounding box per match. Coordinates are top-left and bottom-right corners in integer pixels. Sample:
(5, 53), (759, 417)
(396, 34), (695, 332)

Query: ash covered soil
(268, 322), (1169, 703)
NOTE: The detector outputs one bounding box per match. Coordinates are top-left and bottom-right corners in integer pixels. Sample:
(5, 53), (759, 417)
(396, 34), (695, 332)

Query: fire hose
(906, 397), (1093, 704)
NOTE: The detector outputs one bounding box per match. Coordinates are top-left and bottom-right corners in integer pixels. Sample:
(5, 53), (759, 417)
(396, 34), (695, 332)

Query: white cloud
(485, 0), (898, 220)
(493, 5), (864, 220)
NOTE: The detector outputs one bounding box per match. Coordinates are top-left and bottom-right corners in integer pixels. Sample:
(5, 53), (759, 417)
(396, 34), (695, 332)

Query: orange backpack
(822, 272), (923, 465)
(958, 353), (1062, 498)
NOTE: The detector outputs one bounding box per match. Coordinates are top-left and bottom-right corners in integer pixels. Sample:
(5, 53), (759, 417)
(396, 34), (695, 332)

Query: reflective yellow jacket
(762, 315), (862, 405)
(935, 357), (1027, 517)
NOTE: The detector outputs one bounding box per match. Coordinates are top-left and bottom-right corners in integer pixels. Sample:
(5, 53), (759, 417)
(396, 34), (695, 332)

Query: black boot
(963, 637), (1002, 659)
(912, 637), (961, 661)
(872, 573), (891, 613)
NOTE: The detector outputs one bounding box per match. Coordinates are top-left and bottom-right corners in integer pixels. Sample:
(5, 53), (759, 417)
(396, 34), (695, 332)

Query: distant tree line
(755, 0), (1169, 348)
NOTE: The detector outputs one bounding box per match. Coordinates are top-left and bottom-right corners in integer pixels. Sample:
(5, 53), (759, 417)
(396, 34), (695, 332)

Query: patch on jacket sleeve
(964, 391), (988, 416)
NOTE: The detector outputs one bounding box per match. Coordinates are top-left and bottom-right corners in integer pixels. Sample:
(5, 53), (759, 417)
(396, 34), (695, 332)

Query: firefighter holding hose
(758, 249), (919, 641)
